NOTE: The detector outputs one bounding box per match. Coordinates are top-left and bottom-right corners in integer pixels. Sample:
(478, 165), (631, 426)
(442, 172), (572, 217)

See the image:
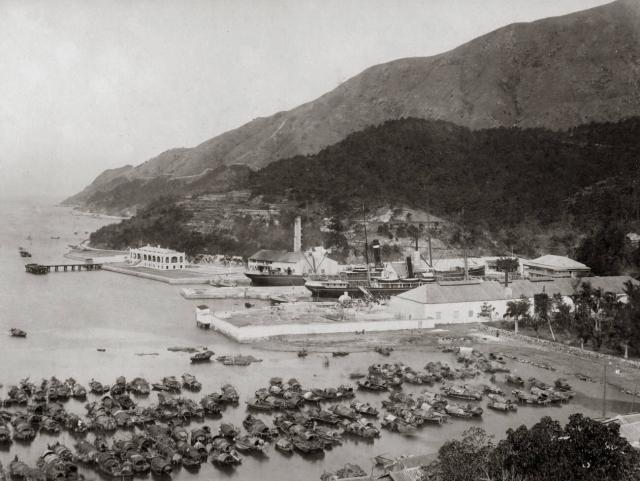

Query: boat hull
(245, 273), (306, 286)
(305, 284), (421, 298)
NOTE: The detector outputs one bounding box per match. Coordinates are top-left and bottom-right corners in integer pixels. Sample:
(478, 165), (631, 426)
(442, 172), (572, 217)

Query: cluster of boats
(352, 360), (481, 392)
(246, 377), (355, 412)
(0, 348), (580, 478)
(0, 375), (240, 442)
(508, 376), (575, 405)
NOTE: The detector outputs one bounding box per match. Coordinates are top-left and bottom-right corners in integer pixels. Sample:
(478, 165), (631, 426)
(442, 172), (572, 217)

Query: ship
(244, 271), (307, 286)
(305, 276), (430, 298)
(18, 247), (32, 258)
(244, 217), (342, 286)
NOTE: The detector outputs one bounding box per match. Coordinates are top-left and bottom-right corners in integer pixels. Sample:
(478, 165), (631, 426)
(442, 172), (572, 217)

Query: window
(468, 310), (474, 318)
(435, 312), (442, 320)
(453, 311), (460, 320)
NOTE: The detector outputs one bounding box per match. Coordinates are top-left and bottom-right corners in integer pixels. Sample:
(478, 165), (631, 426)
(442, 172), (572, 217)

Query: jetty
(25, 263), (103, 275)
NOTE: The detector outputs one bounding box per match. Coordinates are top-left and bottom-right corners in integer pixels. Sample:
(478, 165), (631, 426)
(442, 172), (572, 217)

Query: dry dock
(208, 302), (435, 342)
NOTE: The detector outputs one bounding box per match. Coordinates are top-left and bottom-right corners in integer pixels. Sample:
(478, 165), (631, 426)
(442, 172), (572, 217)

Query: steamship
(304, 238), (431, 298)
(304, 238), (485, 298)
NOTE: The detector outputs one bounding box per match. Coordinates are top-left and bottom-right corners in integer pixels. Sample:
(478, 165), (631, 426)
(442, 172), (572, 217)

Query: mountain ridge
(65, 0), (640, 211)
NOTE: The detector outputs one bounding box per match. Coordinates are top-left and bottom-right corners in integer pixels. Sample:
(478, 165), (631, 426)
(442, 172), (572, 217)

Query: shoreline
(69, 207), (131, 221)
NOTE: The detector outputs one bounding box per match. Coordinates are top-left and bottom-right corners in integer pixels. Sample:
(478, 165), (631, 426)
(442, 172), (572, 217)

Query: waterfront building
(129, 244), (186, 270)
(522, 254), (591, 279)
(389, 276), (638, 324)
(247, 247), (340, 276)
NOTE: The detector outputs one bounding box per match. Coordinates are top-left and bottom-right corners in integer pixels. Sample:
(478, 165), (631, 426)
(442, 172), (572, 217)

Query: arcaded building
(129, 245), (186, 270)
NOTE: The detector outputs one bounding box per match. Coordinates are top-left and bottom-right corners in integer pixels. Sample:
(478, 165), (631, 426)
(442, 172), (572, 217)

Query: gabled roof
(396, 280), (507, 304)
(248, 250), (305, 263)
(395, 276), (639, 305)
(508, 278), (578, 298)
(523, 255), (590, 271)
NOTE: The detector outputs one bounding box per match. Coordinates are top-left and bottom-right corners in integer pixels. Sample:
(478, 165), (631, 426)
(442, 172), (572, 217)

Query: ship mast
(362, 204), (371, 285)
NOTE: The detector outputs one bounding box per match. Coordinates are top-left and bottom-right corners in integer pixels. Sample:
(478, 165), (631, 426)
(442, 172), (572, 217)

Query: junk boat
(9, 328), (27, 338)
(18, 247), (31, 258)
(190, 350), (214, 363)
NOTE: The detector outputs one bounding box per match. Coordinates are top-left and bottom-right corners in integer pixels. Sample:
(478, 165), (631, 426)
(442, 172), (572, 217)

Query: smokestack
(372, 239), (381, 266)
(406, 256), (414, 278)
(293, 216), (302, 252)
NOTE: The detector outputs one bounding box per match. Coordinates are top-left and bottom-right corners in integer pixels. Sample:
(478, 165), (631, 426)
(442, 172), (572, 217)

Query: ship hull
(305, 284), (422, 298)
(245, 273), (306, 286)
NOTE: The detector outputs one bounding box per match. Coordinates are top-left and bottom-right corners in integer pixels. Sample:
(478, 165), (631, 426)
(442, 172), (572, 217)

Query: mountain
(66, 0), (640, 213)
(90, 117), (640, 259)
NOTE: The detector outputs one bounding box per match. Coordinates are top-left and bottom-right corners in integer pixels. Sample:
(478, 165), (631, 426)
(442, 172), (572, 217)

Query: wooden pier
(25, 263), (103, 275)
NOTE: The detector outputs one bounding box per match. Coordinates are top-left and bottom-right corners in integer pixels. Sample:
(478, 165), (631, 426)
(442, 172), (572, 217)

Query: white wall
(390, 297), (512, 324)
(211, 312), (435, 342)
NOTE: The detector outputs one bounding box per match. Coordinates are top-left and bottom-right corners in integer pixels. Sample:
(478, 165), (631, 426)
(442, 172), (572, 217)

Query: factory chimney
(371, 239), (381, 266)
(293, 216), (302, 252)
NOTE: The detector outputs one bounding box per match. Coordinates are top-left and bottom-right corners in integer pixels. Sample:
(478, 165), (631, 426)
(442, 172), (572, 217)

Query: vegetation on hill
(65, 0), (640, 209)
(90, 117), (640, 265)
(249, 117), (640, 257)
(89, 198), (326, 259)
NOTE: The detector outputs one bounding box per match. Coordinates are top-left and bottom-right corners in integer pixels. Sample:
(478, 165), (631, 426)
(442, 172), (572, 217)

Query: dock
(25, 263), (103, 275)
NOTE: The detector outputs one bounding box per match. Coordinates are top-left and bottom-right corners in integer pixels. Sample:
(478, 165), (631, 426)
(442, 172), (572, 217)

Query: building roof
(395, 276), (639, 305)
(396, 280), (507, 304)
(577, 276), (639, 294)
(430, 258), (482, 271)
(508, 278), (579, 298)
(602, 414), (640, 449)
(523, 255), (590, 272)
(132, 244), (184, 255)
(248, 250), (305, 263)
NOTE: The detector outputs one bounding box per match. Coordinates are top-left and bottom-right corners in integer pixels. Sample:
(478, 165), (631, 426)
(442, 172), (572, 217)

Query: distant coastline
(70, 208), (131, 221)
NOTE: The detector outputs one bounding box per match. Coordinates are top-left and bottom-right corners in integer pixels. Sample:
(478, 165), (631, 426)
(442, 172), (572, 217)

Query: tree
(575, 224), (630, 276)
(532, 292), (553, 340)
(436, 427), (494, 481)
(609, 281), (640, 358)
(505, 296), (531, 334)
(551, 293), (573, 333)
(496, 257), (520, 285)
(489, 414), (640, 481)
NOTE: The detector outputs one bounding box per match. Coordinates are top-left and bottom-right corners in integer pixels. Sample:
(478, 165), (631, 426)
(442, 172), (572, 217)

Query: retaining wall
(102, 265), (212, 285)
(211, 313), (435, 342)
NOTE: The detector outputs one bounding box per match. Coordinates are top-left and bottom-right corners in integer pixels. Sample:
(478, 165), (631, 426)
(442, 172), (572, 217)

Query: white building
(389, 276), (638, 324)
(129, 245), (186, 270)
(522, 255), (590, 279)
(247, 247), (341, 276)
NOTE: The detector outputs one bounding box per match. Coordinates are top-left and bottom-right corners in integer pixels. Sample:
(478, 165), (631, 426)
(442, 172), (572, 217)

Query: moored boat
(9, 329), (27, 338)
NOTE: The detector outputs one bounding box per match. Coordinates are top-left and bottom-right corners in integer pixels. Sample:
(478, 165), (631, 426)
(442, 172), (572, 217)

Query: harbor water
(0, 198), (635, 480)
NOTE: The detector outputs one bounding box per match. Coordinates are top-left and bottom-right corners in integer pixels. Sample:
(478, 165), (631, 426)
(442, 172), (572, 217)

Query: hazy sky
(0, 0), (611, 199)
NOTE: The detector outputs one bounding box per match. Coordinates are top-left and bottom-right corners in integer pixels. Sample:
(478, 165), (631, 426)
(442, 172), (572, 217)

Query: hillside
(66, 0), (640, 213)
(90, 117), (640, 259)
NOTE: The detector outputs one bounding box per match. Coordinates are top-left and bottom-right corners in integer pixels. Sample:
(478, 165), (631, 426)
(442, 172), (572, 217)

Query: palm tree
(505, 296), (530, 334)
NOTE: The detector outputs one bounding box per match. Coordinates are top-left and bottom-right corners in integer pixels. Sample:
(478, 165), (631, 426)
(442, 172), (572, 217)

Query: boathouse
(129, 245), (186, 270)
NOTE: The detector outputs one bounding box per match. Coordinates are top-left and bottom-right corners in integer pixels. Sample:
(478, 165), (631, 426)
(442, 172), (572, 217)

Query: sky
(0, 0), (612, 200)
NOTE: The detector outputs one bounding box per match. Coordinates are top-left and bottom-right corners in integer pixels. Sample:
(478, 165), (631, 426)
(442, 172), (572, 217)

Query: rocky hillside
(66, 0), (640, 213)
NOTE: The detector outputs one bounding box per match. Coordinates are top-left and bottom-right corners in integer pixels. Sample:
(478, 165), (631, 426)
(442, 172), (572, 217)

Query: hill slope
(66, 0), (640, 212)
(90, 117), (640, 258)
